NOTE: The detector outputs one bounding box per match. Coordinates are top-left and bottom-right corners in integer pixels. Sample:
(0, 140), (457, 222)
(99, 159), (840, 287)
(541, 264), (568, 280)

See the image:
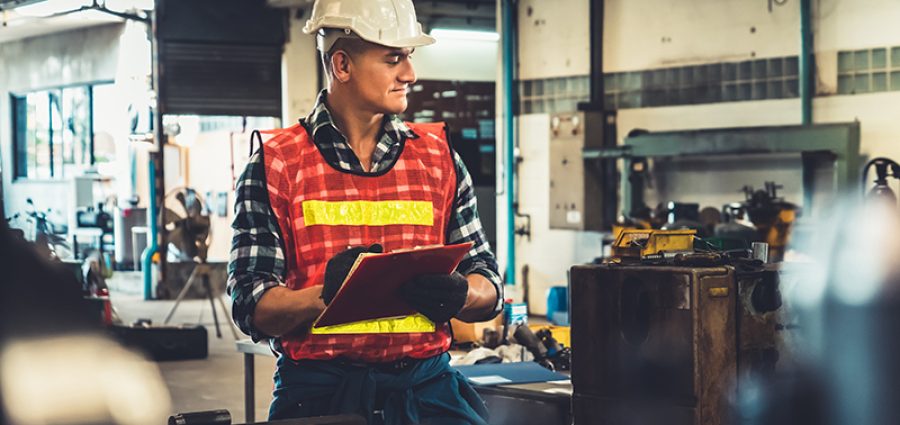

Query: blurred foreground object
(1, 335), (171, 425)
(0, 219), (171, 425)
(738, 198), (900, 425)
(0, 217), (96, 339)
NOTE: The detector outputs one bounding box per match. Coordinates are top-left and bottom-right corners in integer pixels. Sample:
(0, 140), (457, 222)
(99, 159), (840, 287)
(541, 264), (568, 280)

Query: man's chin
(384, 101), (408, 115)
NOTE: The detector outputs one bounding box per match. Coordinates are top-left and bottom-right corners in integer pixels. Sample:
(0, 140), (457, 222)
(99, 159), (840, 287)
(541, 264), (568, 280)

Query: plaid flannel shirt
(228, 91), (503, 342)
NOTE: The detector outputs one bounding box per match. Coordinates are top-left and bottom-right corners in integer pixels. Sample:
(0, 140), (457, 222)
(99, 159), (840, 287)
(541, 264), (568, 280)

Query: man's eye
(388, 57), (401, 64)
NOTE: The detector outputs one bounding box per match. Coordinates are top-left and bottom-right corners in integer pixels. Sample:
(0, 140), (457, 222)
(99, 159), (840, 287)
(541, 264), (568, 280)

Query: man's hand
(401, 272), (469, 323)
(322, 244), (383, 305)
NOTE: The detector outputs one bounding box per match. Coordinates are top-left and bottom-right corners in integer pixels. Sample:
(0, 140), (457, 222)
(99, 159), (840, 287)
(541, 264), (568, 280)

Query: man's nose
(399, 59), (417, 84)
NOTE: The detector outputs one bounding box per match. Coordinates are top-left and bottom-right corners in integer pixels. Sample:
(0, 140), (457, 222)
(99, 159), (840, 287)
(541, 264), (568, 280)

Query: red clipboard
(312, 242), (474, 328)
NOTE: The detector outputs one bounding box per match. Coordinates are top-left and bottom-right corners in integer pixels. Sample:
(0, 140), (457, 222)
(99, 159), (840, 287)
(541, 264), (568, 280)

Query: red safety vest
(260, 121), (456, 362)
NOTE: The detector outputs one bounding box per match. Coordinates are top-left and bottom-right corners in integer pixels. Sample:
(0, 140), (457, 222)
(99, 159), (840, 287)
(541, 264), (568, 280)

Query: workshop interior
(1, 0), (899, 424)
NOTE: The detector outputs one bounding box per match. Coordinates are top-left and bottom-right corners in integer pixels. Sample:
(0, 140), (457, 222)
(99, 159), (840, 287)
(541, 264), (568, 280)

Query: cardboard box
(451, 315), (504, 344)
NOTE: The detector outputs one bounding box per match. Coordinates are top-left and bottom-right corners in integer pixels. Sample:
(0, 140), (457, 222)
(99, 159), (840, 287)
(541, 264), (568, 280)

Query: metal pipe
(153, 3), (168, 288)
(589, 0), (605, 106)
(143, 7), (163, 300)
(502, 0), (516, 285)
(141, 154), (158, 300)
(800, 0), (812, 125)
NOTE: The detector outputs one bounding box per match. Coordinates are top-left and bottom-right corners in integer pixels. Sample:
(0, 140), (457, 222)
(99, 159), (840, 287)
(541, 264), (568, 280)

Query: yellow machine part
(763, 208), (796, 262)
(612, 229), (697, 259)
(765, 209), (796, 248)
(529, 324), (571, 348)
(611, 220), (652, 240)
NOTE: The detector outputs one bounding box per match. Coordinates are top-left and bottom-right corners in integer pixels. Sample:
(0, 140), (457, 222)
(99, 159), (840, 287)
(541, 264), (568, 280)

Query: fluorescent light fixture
(13, 0), (89, 18)
(430, 28), (500, 42)
(105, 0), (155, 12)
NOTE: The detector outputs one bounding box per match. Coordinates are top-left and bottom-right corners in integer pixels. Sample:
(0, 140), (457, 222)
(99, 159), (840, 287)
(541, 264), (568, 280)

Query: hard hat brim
(302, 4), (437, 50)
(365, 33), (436, 49)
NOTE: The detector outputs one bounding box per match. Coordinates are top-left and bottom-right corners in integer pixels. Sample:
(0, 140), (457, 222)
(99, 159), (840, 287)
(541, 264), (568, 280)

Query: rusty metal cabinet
(570, 264), (784, 425)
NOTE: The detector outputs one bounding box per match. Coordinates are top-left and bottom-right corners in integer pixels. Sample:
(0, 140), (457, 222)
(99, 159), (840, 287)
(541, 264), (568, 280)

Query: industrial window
(11, 82), (113, 180)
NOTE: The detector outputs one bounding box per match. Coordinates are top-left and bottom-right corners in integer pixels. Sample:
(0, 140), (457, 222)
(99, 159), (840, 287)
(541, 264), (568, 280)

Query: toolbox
(110, 323), (208, 361)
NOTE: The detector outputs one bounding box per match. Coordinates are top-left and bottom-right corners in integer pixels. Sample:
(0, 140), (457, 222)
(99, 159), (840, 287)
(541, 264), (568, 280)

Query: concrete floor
(108, 272), (276, 423)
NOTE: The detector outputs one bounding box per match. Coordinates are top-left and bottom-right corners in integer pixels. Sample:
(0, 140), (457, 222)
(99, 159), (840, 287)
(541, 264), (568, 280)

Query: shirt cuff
(237, 278), (286, 342)
(463, 266), (504, 321)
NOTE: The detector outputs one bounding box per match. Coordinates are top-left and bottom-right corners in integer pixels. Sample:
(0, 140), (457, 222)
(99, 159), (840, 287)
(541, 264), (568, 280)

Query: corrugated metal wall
(157, 0), (286, 117)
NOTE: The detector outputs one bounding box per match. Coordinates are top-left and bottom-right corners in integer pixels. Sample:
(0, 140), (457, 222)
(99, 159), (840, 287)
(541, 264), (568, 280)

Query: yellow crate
(528, 324), (571, 348)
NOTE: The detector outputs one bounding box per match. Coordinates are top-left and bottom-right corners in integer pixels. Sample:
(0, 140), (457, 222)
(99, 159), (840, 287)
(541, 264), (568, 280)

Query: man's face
(345, 46), (417, 115)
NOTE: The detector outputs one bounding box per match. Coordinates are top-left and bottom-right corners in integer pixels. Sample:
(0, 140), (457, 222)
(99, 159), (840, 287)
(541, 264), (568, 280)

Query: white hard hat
(303, 0), (436, 52)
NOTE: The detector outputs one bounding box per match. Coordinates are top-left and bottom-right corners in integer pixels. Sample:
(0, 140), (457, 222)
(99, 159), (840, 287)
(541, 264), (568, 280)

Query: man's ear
(331, 50), (352, 83)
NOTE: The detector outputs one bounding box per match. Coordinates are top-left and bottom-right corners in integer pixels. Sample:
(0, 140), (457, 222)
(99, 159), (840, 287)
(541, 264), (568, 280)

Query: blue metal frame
(800, 0), (813, 125)
(142, 155), (158, 300)
(502, 0), (516, 285)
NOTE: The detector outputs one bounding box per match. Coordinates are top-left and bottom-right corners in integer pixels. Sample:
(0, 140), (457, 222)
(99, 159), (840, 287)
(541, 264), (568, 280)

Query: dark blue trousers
(269, 352), (489, 425)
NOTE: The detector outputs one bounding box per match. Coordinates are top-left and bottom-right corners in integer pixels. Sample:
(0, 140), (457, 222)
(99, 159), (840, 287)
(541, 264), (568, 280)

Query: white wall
(605, 0), (799, 71)
(507, 0), (900, 315)
(517, 0), (590, 79)
(0, 23), (124, 221)
(282, 8), (320, 124)
(815, 0), (900, 51)
(414, 35), (498, 82)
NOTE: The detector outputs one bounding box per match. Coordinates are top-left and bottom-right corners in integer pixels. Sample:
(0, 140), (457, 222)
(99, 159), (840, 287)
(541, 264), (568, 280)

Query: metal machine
(585, 123), (862, 220)
(738, 182), (799, 262)
(548, 109), (619, 231)
(570, 260), (787, 425)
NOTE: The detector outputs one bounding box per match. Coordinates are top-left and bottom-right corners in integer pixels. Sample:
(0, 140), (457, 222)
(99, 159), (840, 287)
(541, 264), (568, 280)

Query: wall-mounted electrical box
(548, 111), (609, 230)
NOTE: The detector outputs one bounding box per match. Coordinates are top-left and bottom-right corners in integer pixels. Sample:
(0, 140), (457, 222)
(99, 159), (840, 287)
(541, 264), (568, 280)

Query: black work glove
(322, 243), (383, 305)
(401, 271), (469, 324)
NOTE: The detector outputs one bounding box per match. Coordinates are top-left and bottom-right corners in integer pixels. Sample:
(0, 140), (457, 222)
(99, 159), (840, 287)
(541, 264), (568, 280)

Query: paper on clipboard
(312, 242), (474, 328)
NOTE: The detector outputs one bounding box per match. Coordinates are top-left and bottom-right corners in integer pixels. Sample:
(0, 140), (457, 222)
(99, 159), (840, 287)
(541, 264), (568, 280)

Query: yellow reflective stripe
(302, 200), (434, 226)
(310, 313), (436, 335)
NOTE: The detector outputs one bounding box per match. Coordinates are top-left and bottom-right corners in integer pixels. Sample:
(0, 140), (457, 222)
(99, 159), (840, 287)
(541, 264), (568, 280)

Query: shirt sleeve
(227, 149), (288, 342)
(447, 150), (504, 321)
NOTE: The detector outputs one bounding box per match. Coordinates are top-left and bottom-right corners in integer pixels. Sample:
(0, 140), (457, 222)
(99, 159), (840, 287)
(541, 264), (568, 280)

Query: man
(227, 0), (503, 423)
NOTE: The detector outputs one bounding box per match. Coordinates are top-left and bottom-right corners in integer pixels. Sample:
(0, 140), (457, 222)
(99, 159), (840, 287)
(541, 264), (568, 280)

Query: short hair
(321, 36), (373, 79)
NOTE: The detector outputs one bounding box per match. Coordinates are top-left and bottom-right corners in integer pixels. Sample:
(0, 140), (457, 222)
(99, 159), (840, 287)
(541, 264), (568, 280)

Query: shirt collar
(302, 90), (418, 145)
